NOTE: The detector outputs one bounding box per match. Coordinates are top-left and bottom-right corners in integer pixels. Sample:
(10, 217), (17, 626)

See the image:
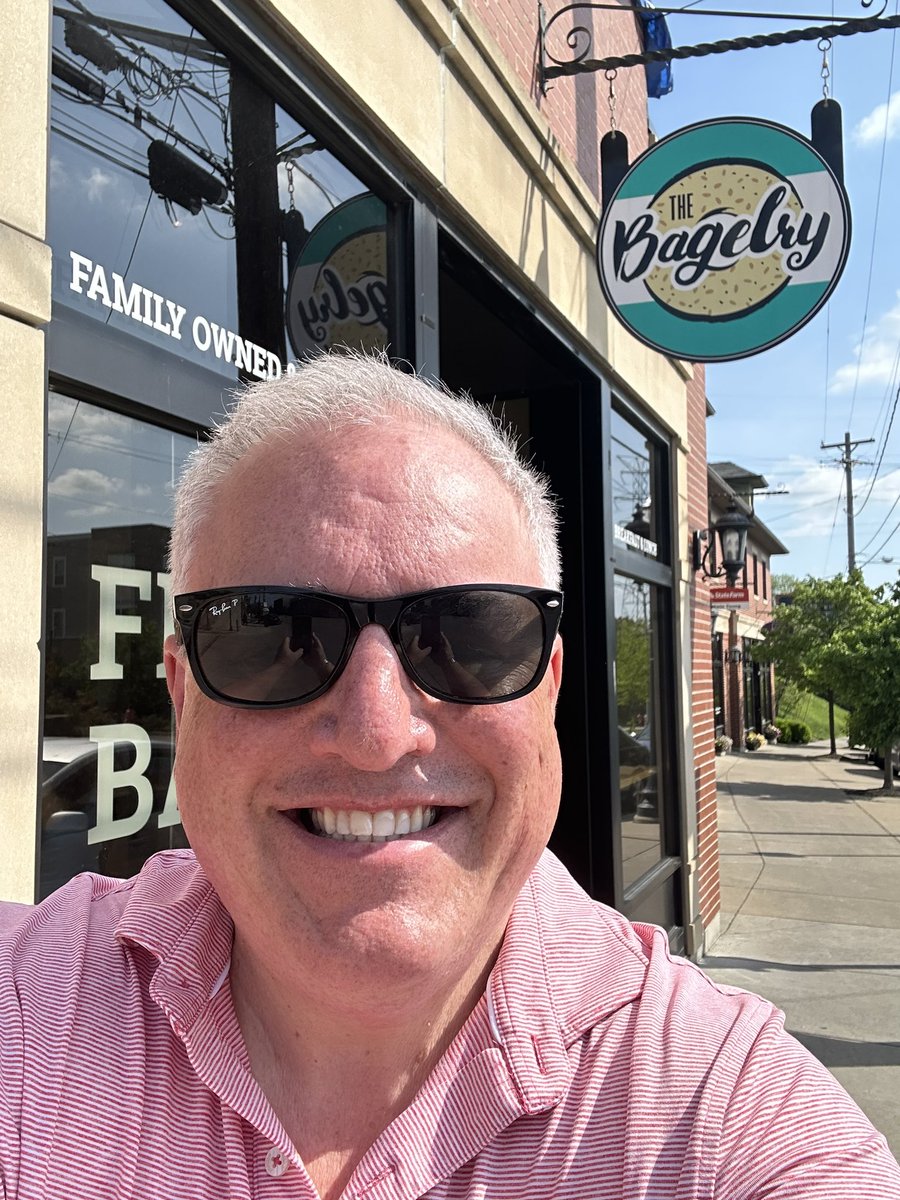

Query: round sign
(597, 117), (851, 363)
(285, 194), (388, 359)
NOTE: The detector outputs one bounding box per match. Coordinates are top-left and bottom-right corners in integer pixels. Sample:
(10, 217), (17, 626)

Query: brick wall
(686, 370), (720, 932)
(468, 0), (651, 201)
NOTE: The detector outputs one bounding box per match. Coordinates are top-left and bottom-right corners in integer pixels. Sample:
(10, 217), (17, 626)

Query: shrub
(779, 718), (812, 744)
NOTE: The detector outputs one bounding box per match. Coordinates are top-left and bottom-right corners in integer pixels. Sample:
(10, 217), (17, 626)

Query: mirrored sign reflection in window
(41, 394), (195, 899)
(49, 0), (389, 388)
(614, 573), (665, 890)
(610, 408), (663, 563)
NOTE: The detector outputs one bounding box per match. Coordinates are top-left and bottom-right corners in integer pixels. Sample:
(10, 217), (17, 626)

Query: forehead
(188, 419), (540, 593)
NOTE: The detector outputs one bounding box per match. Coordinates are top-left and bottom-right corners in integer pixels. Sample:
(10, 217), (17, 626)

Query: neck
(228, 936), (499, 1199)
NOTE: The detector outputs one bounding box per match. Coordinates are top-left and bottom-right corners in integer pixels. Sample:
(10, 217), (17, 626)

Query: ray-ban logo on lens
(597, 118), (851, 364)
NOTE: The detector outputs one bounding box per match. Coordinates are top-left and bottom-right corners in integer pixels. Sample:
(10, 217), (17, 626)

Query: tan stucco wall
(0, 2), (50, 902)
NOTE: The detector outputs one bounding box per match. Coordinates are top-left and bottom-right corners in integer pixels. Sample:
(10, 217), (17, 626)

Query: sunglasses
(173, 584), (563, 708)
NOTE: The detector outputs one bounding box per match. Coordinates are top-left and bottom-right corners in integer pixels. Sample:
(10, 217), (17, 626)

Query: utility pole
(821, 432), (875, 572)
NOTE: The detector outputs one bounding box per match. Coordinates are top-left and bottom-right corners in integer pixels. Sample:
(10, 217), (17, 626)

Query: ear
(164, 633), (187, 729)
(547, 635), (563, 711)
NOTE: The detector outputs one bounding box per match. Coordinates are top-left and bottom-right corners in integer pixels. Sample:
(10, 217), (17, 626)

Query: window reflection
(610, 408), (661, 562)
(615, 574), (664, 889)
(41, 394), (195, 898)
(50, 0), (388, 384)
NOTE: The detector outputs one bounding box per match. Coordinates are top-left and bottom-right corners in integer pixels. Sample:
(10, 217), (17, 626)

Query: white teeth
(305, 806), (438, 842)
(372, 810), (396, 838)
(349, 810), (373, 837)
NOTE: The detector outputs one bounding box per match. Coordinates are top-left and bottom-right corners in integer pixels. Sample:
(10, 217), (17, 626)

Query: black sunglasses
(173, 584), (563, 708)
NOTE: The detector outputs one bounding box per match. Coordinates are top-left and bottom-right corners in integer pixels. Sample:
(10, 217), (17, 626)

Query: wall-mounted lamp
(625, 501), (651, 541)
(692, 501), (751, 587)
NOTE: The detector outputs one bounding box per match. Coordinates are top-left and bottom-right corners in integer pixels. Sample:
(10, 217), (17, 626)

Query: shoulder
(0, 850), (206, 1002)
(525, 855), (900, 1194)
(527, 851), (773, 1046)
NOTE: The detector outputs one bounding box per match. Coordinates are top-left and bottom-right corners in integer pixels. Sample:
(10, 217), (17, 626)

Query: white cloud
(48, 156), (67, 192)
(49, 467), (123, 499)
(853, 90), (900, 146)
(85, 166), (113, 203)
(755, 459), (844, 539)
(756, 460), (900, 553)
(864, 465), (900, 506)
(829, 293), (900, 394)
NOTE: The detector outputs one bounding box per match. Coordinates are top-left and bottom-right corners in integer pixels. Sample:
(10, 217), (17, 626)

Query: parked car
(40, 734), (187, 900)
(868, 745), (900, 777)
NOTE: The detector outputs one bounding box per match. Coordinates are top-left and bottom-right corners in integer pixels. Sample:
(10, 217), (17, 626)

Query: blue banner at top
(633, 0), (673, 98)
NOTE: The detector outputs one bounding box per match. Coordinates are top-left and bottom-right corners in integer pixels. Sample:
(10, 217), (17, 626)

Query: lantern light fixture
(692, 500), (751, 587)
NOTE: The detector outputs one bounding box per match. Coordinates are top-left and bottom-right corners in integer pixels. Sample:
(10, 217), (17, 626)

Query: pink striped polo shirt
(1, 849), (898, 1199)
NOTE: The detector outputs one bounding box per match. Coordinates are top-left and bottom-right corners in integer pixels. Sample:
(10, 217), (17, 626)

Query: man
(1, 352), (898, 1199)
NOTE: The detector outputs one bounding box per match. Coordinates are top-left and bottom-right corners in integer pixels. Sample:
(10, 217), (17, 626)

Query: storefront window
(610, 408), (665, 564)
(712, 632), (725, 736)
(50, 0), (389, 397)
(41, 394), (195, 898)
(614, 574), (666, 889)
(743, 638), (760, 732)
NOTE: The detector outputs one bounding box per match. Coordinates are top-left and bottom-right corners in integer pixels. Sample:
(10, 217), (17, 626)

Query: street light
(692, 501), (751, 587)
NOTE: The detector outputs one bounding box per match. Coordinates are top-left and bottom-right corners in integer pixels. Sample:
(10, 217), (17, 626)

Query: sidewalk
(701, 740), (900, 1158)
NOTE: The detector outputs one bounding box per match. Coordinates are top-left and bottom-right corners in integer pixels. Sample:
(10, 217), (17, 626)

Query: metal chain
(285, 158), (296, 212)
(606, 68), (617, 132)
(819, 37), (832, 98)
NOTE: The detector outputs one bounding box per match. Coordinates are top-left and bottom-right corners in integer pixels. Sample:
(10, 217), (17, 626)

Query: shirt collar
(486, 850), (649, 1113)
(115, 850), (234, 1031)
(114, 848), (650, 1113)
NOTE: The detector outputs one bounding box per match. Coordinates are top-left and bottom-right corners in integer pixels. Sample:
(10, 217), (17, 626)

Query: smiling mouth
(296, 806), (441, 843)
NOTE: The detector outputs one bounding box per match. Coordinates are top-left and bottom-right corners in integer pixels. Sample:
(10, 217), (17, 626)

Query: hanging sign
(597, 117), (851, 363)
(710, 585), (750, 608)
(285, 194), (388, 359)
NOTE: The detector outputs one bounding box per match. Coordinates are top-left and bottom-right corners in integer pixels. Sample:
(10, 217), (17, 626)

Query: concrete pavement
(701, 740), (900, 1157)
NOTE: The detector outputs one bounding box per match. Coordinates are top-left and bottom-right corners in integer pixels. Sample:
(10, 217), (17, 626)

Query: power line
(860, 509), (900, 565)
(845, 14), (897, 431)
(856, 480), (900, 558)
(858, 377), (900, 514)
(823, 472), (845, 575)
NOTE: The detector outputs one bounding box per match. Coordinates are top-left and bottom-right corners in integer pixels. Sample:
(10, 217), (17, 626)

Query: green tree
(771, 572), (801, 597)
(753, 572), (877, 757)
(836, 579), (900, 793)
(615, 616), (650, 729)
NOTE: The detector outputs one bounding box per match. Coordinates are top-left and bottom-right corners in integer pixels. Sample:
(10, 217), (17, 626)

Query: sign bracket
(538, 1), (897, 96)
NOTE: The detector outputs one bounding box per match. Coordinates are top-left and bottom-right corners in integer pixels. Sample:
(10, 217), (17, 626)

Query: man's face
(166, 418), (563, 1005)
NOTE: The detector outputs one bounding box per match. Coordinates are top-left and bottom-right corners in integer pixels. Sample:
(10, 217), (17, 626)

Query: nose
(304, 626), (437, 770)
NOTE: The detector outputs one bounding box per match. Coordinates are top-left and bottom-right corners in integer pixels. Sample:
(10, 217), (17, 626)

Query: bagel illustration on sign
(645, 163), (803, 319)
(286, 194), (388, 359)
(597, 118), (851, 363)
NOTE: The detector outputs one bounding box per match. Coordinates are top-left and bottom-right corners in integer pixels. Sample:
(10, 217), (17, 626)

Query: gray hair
(169, 350), (561, 590)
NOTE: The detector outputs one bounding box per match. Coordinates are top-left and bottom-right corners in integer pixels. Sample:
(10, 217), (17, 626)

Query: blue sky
(646, 1), (900, 588)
